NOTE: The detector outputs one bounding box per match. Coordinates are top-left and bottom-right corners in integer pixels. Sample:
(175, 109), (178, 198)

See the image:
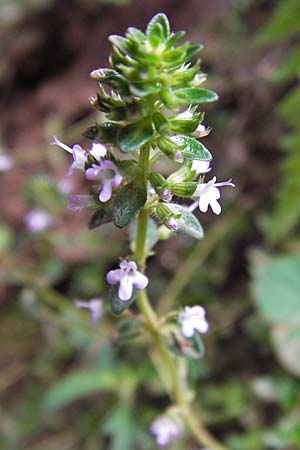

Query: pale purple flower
(0, 154), (13, 172)
(193, 176), (235, 215)
(106, 260), (148, 301)
(179, 305), (209, 338)
(149, 415), (180, 446)
(85, 160), (122, 202)
(191, 160), (211, 175)
(67, 194), (95, 212)
(58, 178), (74, 195)
(51, 136), (106, 176)
(74, 298), (103, 325)
(25, 209), (53, 233)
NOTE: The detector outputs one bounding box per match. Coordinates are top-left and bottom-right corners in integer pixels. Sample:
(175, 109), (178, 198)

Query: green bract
(86, 12), (217, 156)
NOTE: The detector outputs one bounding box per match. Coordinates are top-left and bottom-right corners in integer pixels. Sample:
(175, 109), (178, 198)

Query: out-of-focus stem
(133, 146), (231, 450)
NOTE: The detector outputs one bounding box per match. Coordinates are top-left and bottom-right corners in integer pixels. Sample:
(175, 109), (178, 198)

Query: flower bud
(149, 172), (173, 202)
(169, 182), (197, 197)
(167, 162), (195, 184)
(156, 203), (173, 222)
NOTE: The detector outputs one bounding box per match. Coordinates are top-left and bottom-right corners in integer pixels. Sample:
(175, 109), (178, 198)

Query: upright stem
(133, 145), (231, 450)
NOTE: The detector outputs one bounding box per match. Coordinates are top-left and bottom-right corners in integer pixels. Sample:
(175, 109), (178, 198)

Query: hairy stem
(134, 147), (231, 450)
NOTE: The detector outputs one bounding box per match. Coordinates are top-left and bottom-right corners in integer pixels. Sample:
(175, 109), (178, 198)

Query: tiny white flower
(0, 154), (13, 172)
(51, 136), (106, 176)
(191, 160), (211, 175)
(194, 123), (210, 137)
(179, 305), (209, 339)
(106, 260), (148, 301)
(74, 298), (103, 325)
(85, 160), (122, 202)
(193, 176), (235, 215)
(25, 209), (53, 233)
(149, 415), (180, 446)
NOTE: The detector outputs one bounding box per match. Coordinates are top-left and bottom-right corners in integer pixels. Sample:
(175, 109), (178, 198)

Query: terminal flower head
(51, 136), (106, 176)
(85, 160), (122, 202)
(74, 298), (103, 325)
(193, 176), (235, 215)
(106, 260), (148, 301)
(149, 415), (180, 446)
(25, 208), (53, 233)
(179, 305), (209, 338)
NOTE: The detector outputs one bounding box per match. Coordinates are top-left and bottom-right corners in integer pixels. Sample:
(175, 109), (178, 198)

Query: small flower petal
(106, 268), (122, 285)
(90, 143), (107, 160)
(99, 179), (113, 202)
(118, 276), (133, 301)
(132, 271), (149, 290)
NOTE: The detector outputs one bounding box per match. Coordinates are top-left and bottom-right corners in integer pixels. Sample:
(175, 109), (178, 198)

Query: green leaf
(257, 0), (300, 43)
(117, 120), (153, 153)
(165, 31), (186, 49)
(271, 323), (300, 377)
(102, 406), (140, 450)
(277, 86), (300, 127)
(113, 179), (147, 228)
(43, 369), (119, 411)
(88, 204), (114, 229)
(174, 87), (218, 104)
(166, 203), (204, 240)
(146, 13), (170, 41)
(110, 284), (137, 315)
(252, 255), (300, 324)
(172, 134), (212, 160)
(272, 48), (300, 83)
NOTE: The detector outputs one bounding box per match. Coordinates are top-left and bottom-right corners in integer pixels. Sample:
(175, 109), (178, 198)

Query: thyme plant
(52, 13), (234, 450)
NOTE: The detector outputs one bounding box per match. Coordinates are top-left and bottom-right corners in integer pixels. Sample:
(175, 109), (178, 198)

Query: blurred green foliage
(258, 0), (300, 243)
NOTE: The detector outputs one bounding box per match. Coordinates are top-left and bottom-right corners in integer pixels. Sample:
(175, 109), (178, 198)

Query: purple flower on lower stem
(149, 415), (180, 446)
(85, 160), (122, 202)
(25, 209), (53, 233)
(106, 260), (148, 301)
(178, 305), (209, 338)
(51, 136), (107, 176)
(193, 176), (235, 215)
(74, 298), (103, 325)
(67, 194), (96, 212)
